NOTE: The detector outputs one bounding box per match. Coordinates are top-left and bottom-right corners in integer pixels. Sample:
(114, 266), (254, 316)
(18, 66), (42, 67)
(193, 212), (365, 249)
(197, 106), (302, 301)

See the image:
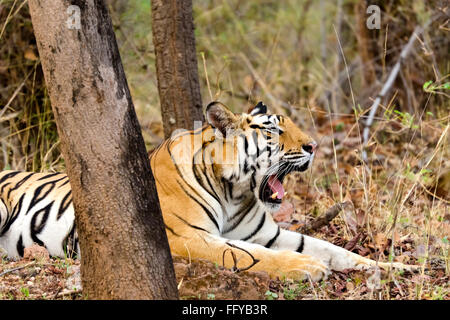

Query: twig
(200, 52), (213, 101)
(0, 261), (36, 277)
(399, 124), (449, 208)
(297, 201), (352, 235)
(0, 67), (35, 119)
(0, 0), (28, 41)
(53, 287), (62, 300)
(361, 18), (436, 162)
(419, 180), (450, 204)
(239, 53), (296, 116)
(222, 242), (260, 273)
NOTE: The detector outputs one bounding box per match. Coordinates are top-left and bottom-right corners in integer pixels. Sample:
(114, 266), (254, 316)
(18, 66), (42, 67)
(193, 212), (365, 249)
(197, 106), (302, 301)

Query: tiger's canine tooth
(271, 192), (278, 199)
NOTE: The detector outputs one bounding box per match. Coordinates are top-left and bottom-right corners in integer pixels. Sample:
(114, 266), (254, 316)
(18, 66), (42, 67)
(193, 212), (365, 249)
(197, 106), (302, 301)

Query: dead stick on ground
(0, 262), (36, 277)
(297, 201), (352, 235)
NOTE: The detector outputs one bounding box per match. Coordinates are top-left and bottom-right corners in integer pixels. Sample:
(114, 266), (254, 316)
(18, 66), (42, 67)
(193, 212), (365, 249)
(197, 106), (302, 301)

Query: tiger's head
(206, 101), (317, 212)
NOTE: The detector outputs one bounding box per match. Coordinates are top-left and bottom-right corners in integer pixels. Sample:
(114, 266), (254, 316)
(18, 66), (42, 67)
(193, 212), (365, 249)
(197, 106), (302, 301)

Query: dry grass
(278, 108), (449, 299)
(0, 0), (61, 172)
(0, 0), (448, 300)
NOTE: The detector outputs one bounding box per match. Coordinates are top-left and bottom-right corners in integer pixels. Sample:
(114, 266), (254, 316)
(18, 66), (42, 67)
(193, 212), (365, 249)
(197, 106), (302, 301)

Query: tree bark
(28, 0), (178, 300)
(151, 0), (204, 139)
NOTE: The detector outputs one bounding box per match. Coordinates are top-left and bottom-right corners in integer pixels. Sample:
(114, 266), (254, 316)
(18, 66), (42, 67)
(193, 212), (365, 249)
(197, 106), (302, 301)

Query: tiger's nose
(302, 142), (317, 154)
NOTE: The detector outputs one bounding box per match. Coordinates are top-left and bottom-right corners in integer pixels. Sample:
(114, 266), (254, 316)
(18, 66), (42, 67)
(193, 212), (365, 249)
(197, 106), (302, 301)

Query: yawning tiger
(0, 101), (416, 280)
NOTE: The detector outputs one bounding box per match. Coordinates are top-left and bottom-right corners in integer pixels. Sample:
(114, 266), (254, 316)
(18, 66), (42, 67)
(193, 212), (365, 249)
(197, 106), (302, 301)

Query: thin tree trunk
(151, 0), (204, 139)
(355, 1), (376, 87)
(28, 0), (178, 300)
(332, 0), (343, 114)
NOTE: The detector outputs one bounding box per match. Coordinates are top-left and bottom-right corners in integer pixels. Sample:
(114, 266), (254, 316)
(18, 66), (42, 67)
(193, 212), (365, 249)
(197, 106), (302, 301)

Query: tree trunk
(355, 1), (376, 87)
(28, 0), (178, 300)
(151, 0), (204, 139)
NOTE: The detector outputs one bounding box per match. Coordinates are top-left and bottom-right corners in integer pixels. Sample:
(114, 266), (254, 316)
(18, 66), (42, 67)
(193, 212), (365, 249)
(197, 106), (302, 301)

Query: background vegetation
(0, 0), (448, 299)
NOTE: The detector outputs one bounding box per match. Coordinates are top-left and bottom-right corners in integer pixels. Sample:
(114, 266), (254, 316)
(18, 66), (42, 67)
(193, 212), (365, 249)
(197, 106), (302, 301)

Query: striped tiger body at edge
(0, 171), (78, 258)
(0, 101), (417, 281)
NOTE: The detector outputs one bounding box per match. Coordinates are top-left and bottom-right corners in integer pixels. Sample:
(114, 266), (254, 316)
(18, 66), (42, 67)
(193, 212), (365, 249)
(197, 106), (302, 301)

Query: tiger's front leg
(242, 212), (419, 273)
(167, 226), (330, 281)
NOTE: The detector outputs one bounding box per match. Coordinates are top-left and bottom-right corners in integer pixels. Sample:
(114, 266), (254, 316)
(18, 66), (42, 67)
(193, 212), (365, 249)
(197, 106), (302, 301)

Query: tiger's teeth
(271, 192), (278, 199)
(284, 192), (288, 196)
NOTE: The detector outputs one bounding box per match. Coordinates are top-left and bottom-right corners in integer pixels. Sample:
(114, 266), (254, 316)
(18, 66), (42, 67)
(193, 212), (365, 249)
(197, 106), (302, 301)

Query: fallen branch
(0, 262), (36, 277)
(361, 17), (437, 162)
(297, 201), (352, 235)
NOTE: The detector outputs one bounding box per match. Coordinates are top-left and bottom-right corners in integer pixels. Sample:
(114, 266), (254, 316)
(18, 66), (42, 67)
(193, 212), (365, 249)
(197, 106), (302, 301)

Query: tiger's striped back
(0, 170), (78, 259)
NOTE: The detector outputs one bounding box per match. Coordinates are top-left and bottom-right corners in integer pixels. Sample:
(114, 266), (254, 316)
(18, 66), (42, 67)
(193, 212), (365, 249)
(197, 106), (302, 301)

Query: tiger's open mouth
(259, 160), (310, 204)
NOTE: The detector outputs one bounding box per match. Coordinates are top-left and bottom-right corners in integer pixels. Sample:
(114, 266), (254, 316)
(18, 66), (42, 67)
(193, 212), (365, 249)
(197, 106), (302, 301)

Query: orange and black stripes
(0, 171), (77, 258)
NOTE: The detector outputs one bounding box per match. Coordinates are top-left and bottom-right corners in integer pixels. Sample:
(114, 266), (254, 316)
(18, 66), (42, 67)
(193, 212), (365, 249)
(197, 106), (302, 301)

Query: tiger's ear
(206, 101), (239, 136)
(249, 101), (268, 116)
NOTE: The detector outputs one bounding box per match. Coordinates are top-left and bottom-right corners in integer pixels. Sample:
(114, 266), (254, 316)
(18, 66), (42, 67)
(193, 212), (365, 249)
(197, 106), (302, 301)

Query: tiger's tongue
(267, 175), (285, 199)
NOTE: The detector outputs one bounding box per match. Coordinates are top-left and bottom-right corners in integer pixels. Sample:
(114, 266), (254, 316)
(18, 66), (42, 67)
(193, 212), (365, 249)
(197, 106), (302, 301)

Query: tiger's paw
(271, 252), (330, 282)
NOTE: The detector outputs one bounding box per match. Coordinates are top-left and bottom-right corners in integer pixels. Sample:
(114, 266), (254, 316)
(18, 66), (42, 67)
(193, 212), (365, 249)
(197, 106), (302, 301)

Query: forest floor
(0, 234), (447, 300)
(0, 112), (448, 300)
(1, 0), (448, 301)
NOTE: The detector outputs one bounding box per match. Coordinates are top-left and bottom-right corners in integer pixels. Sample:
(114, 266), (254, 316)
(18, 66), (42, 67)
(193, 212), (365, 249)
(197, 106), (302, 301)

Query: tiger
(0, 101), (416, 281)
